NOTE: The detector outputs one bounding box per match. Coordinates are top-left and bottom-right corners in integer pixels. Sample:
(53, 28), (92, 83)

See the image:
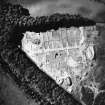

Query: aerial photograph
(0, 0), (105, 105)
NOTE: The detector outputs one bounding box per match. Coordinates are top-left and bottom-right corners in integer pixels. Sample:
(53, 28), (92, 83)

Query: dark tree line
(90, 0), (105, 5)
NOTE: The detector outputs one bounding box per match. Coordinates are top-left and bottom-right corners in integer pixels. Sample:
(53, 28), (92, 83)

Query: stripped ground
(22, 26), (99, 101)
